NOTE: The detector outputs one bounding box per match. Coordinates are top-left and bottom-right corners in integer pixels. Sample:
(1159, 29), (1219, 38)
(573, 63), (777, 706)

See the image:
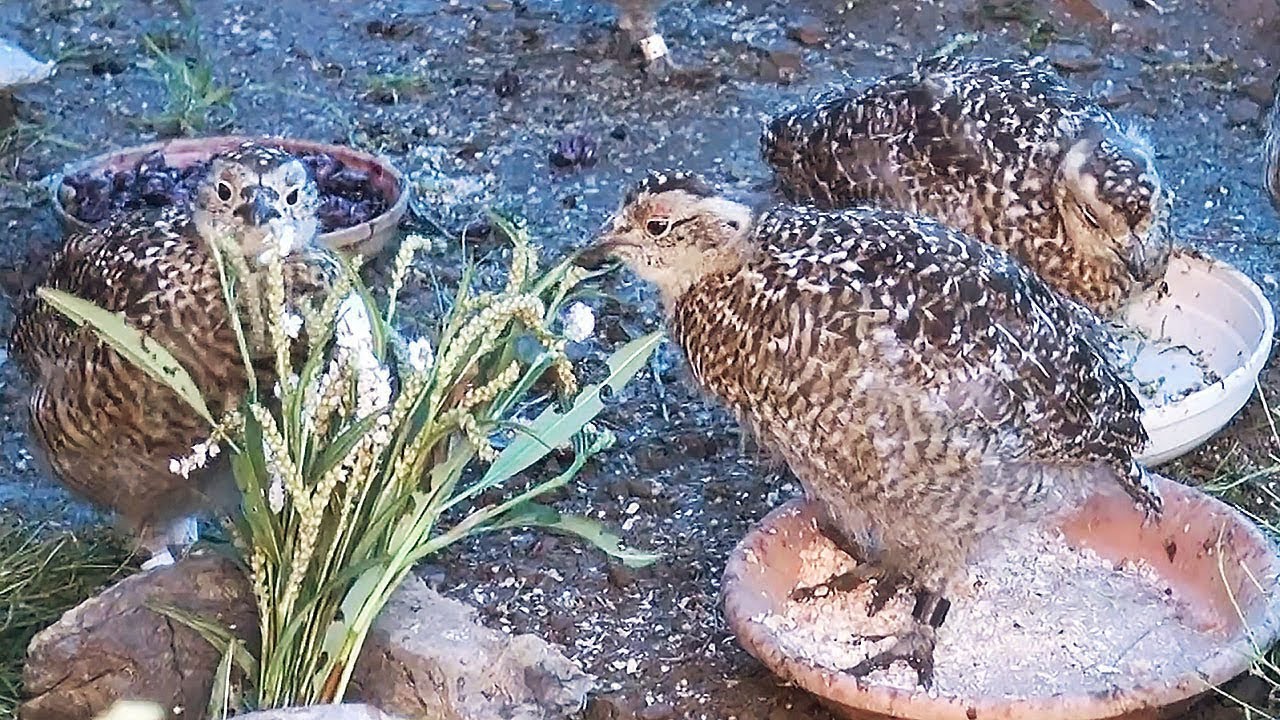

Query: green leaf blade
(479, 330), (663, 487)
(37, 287), (215, 425)
(495, 502), (660, 568)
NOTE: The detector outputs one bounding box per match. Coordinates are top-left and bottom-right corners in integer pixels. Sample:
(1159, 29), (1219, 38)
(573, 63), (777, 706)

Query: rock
(22, 553), (258, 720)
(1091, 78), (1142, 108)
(1043, 41), (1102, 73)
(1239, 76), (1275, 107)
(583, 694), (636, 720)
(350, 574), (595, 720)
(494, 68), (521, 98)
(0, 38), (53, 89)
(1225, 97), (1260, 126)
(23, 561), (589, 720)
(786, 20), (828, 47)
(758, 49), (804, 84)
(637, 703), (674, 720)
(236, 706), (403, 720)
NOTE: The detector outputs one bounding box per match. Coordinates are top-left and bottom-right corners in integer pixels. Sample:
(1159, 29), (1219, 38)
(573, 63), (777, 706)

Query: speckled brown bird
(10, 143), (336, 565)
(588, 171), (1163, 685)
(1265, 70), (1280, 213)
(761, 55), (1174, 318)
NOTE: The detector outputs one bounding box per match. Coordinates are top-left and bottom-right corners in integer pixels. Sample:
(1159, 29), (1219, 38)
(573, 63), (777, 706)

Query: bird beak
(575, 216), (632, 269)
(575, 236), (624, 269)
(235, 186), (282, 227)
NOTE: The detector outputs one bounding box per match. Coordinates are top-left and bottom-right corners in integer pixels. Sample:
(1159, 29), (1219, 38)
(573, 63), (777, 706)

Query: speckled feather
(10, 204), (336, 531)
(761, 55), (1172, 316)
(667, 202), (1161, 596)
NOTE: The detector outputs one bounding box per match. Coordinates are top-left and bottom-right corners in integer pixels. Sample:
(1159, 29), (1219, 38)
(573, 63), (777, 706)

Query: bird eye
(216, 182), (233, 202)
(286, 189), (299, 205)
(645, 218), (672, 238)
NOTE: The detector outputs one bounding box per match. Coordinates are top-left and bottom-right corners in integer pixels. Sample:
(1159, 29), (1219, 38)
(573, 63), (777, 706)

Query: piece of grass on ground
(138, 33), (234, 136)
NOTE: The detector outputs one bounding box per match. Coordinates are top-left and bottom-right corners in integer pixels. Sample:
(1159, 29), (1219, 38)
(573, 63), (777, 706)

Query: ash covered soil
(1, 0), (1279, 718)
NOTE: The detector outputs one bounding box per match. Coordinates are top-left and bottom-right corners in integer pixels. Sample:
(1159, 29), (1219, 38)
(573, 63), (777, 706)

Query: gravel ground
(1, 0), (1278, 718)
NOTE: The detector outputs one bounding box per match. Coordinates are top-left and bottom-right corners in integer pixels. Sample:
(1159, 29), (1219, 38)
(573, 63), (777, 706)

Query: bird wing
(748, 206), (1154, 506)
(913, 55), (1108, 148)
(11, 207), (205, 369)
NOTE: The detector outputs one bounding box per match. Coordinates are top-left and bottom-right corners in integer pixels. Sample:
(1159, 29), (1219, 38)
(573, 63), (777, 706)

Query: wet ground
(1, 0), (1279, 718)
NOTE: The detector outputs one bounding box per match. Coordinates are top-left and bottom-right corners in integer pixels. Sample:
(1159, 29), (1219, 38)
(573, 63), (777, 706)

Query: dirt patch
(0, 0), (1277, 718)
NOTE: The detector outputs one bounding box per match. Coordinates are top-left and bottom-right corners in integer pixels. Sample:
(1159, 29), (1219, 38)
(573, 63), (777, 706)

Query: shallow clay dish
(49, 135), (408, 257)
(1124, 250), (1274, 466)
(723, 478), (1280, 720)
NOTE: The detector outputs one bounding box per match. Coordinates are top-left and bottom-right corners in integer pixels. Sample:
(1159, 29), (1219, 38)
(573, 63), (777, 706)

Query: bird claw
(140, 549), (176, 571)
(789, 565), (881, 602)
(846, 625), (938, 689)
(866, 571), (909, 616)
(165, 515), (200, 547)
(789, 563), (907, 617)
(138, 515), (200, 570)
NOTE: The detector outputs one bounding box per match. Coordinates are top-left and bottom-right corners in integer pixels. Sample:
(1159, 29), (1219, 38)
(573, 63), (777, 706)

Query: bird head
(581, 170), (754, 307)
(193, 142), (320, 262)
(1054, 127), (1172, 293)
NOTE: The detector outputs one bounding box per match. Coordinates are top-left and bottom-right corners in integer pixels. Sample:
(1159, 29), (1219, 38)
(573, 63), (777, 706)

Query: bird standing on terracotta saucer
(11, 143), (337, 569)
(585, 171), (1163, 686)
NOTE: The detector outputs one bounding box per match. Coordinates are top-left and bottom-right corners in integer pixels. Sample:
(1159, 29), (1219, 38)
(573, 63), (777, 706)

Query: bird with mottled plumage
(761, 55), (1174, 318)
(1265, 71), (1280, 213)
(10, 143), (338, 565)
(586, 171), (1163, 685)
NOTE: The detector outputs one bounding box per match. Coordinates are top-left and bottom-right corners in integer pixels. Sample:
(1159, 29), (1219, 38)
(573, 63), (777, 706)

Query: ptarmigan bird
(1265, 70), (1280, 213)
(11, 143), (336, 567)
(587, 171), (1163, 685)
(762, 55), (1173, 317)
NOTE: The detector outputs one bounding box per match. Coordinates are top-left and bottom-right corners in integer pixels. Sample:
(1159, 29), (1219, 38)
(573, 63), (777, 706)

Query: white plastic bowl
(1123, 250), (1274, 466)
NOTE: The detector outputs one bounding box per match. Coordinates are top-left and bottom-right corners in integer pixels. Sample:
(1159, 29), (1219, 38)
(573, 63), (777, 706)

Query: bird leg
(847, 590), (951, 688)
(138, 515), (200, 571)
(790, 515), (905, 614)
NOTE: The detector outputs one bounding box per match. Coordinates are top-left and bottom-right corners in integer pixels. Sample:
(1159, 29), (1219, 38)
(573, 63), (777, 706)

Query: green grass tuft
(0, 523), (135, 718)
(138, 32), (235, 136)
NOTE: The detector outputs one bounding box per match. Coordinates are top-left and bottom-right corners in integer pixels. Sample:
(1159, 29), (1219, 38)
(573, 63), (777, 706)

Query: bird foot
(847, 624), (938, 689)
(790, 567), (875, 602)
(165, 515), (200, 547)
(137, 515), (200, 571)
(140, 549), (176, 571)
(790, 566), (905, 614)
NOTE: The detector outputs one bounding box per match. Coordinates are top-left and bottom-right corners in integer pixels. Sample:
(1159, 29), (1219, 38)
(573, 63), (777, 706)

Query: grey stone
(757, 50), (804, 85)
(1091, 78), (1143, 108)
(351, 574), (595, 720)
(23, 559), (591, 720)
(1044, 41), (1103, 73)
(786, 20), (828, 47)
(1225, 97), (1260, 126)
(0, 38), (53, 89)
